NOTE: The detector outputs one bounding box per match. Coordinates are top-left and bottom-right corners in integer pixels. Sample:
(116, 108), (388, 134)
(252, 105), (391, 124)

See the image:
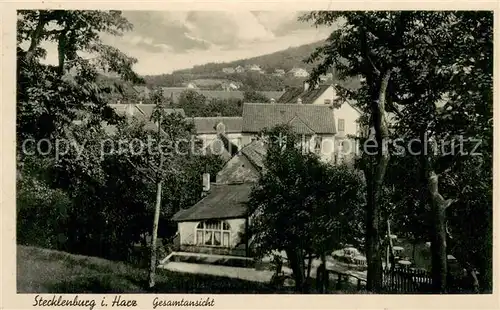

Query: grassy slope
(17, 245), (277, 294)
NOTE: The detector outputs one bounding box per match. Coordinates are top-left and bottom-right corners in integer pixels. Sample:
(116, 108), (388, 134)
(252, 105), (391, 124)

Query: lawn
(16, 245), (282, 294)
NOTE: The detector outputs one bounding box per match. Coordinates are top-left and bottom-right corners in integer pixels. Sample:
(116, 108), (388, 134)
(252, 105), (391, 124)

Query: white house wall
(178, 218), (246, 248)
(197, 133), (244, 151)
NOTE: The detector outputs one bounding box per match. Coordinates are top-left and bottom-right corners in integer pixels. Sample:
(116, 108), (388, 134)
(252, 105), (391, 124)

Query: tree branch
(26, 12), (48, 61)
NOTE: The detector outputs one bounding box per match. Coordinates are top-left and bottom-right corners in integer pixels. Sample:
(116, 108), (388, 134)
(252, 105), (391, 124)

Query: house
(222, 67), (236, 74)
(133, 85), (152, 101)
(89, 103), (185, 135)
(109, 103), (185, 121)
(277, 83), (336, 105)
(288, 67), (309, 78)
(240, 103), (338, 162)
(319, 73), (333, 82)
(171, 102), (348, 259)
(188, 116), (244, 152)
(161, 87), (189, 104)
(221, 82), (240, 91)
(277, 82), (363, 163)
(273, 69), (286, 77)
(246, 64), (264, 73)
(235, 65), (245, 73)
(258, 91), (286, 102)
(172, 140), (266, 257)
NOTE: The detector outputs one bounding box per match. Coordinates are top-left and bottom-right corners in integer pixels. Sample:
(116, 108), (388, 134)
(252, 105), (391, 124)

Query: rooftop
(241, 103), (336, 135)
(188, 117), (243, 134)
(172, 183), (252, 222)
(277, 84), (331, 104)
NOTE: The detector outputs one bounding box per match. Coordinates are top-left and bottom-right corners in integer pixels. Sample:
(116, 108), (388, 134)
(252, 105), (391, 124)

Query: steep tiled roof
(240, 141), (267, 170)
(135, 104), (185, 119)
(172, 183), (252, 222)
(277, 84), (331, 104)
(188, 117), (243, 134)
(242, 103), (336, 134)
(203, 133), (239, 163)
(109, 104), (185, 120)
(259, 91), (286, 100)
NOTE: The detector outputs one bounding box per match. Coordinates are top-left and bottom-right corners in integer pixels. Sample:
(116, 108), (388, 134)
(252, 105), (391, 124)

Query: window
(314, 136), (323, 153)
(301, 134), (312, 152)
(195, 220), (231, 247)
(324, 99), (332, 105)
(338, 119), (345, 132)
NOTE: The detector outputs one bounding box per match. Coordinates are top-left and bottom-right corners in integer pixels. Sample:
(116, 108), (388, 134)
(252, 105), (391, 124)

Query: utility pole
(149, 114), (164, 288)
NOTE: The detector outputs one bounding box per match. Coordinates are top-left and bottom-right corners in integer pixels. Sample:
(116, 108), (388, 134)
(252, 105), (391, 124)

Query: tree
(301, 12), (395, 291)
(174, 90), (207, 116)
(17, 10), (142, 146)
(243, 90), (270, 103)
(248, 125), (365, 292)
(301, 11), (492, 292)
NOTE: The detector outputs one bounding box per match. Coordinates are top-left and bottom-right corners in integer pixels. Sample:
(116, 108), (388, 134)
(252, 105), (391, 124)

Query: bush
(17, 175), (72, 250)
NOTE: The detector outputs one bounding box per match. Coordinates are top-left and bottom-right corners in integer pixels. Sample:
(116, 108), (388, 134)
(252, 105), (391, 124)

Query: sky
(39, 11), (333, 75)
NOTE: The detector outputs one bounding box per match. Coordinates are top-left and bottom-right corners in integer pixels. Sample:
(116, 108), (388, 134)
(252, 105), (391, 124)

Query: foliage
(301, 11), (493, 292)
(172, 89), (243, 117)
(17, 10), (142, 145)
(16, 11), (224, 265)
(248, 125), (365, 292)
(243, 90), (270, 103)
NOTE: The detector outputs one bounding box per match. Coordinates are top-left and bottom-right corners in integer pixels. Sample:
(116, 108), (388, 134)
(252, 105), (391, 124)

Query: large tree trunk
(427, 170), (448, 293)
(287, 249), (306, 293)
(316, 252), (328, 293)
(26, 12), (48, 61)
(365, 69), (392, 292)
(148, 180), (163, 288)
(386, 219), (396, 271)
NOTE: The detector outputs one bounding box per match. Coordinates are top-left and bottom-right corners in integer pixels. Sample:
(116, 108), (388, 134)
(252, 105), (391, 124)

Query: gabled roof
(188, 116), (243, 134)
(203, 133), (239, 163)
(109, 104), (185, 120)
(240, 140), (267, 170)
(277, 84), (331, 104)
(172, 183), (252, 222)
(241, 103), (336, 134)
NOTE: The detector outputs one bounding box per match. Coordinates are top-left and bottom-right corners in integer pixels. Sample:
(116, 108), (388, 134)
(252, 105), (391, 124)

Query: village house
(240, 103), (338, 162)
(187, 116), (244, 153)
(170, 100), (361, 260)
(221, 82), (240, 91)
(246, 64), (264, 73)
(272, 69), (286, 77)
(185, 82), (197, 89)
(222, 67), (236, 74)
(88, 103), (186, 135)
(235, 65), (245, 73)
(288, 67), (309, 78)
(277, 82), (363, 163)
(171, 140), (266, 257)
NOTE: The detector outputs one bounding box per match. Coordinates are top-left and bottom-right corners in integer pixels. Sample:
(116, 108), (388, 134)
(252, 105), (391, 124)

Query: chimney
(202, 173), (211, 192)
(303, 81), (310, 92)
(297, 97), (302, 104)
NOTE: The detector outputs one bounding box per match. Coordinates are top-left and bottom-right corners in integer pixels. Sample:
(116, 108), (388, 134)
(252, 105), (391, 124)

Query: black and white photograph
(12, 8), (494, 297)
